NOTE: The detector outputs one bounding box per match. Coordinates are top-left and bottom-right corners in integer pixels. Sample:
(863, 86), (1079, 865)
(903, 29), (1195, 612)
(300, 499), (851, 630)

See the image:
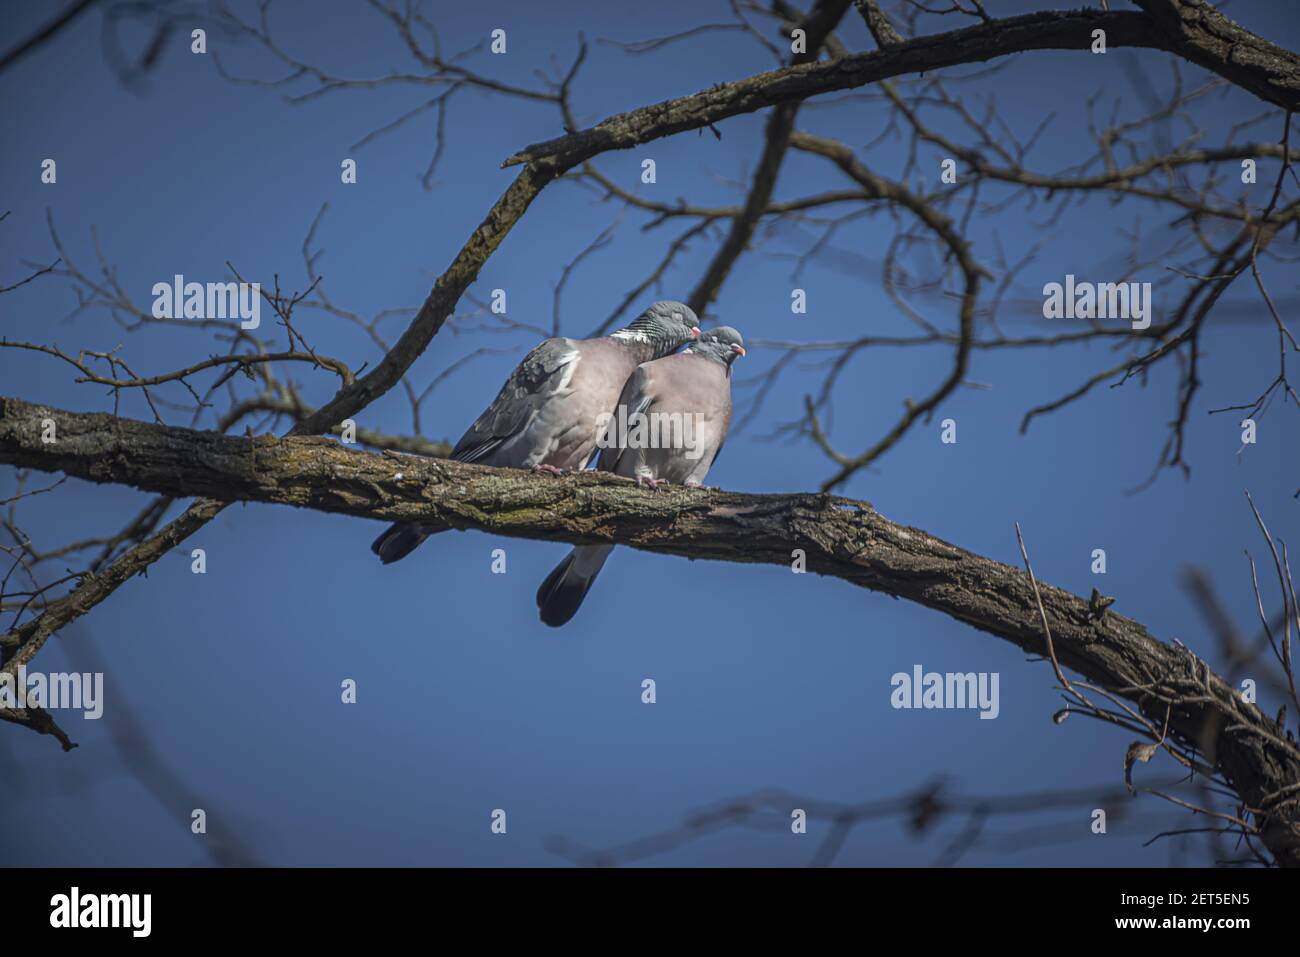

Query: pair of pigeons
(370, 300), (746, 627)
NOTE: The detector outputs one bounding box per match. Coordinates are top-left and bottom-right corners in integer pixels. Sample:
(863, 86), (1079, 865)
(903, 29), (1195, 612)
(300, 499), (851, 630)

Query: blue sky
(2, 0), (1297, 866)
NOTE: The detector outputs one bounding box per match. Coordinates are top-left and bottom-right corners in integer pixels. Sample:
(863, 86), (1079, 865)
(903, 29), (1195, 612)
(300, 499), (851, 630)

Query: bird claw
(684, 481), (716, 491)
(636, 475), (669, 491)
(531, 464), (567, 476)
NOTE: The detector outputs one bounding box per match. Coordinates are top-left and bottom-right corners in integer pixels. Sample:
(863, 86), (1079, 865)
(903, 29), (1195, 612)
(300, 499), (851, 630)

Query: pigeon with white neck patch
(536, 326), (745, 627)
(371, 301), (700, 563)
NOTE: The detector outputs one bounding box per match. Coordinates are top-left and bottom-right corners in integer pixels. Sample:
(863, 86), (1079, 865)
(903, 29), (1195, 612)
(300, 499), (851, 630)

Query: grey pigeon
(371, 302), (700, 563)
(536, 326), (745, 627)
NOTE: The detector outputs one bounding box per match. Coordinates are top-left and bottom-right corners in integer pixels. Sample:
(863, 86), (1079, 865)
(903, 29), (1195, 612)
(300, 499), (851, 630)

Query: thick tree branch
(3, 396), (1298, 865)
(0, 159), (561, 735)
(503, 7), (1300, 169)
(1134, 0), (1300, 110)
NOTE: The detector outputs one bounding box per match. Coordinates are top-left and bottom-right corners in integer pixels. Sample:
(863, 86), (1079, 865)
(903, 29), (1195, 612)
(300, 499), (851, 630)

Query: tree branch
(1133, 0), (1300, 111)
(686, 0), (852, 315)
(503, 7), (1300, 169)
(3, 395), (1298, 865)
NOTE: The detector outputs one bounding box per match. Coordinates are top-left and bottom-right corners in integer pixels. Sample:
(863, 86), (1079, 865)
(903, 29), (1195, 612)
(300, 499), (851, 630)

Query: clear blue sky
(2, 0), (1297, 866)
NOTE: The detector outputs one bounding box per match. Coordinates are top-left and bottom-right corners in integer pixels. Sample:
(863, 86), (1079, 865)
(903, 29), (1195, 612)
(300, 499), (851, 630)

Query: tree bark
(4, 395), (1298, 865)
(505, 7), (1300, 169)
(1134, 0), (1300, 110)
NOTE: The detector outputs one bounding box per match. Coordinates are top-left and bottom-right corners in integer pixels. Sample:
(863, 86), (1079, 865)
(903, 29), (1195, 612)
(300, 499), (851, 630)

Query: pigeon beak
(689, 327), (701, 338)
(731, 344), (746, 357)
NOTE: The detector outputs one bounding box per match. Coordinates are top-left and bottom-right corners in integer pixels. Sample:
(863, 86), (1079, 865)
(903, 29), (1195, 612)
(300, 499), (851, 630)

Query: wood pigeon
(536, 326), (745, 627)
(371, 301), (701, 563)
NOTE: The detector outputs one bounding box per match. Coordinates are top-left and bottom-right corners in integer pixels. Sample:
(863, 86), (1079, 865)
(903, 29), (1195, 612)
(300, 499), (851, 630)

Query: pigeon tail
(370, 522), (433, 564)
(536, 545), (612, 627)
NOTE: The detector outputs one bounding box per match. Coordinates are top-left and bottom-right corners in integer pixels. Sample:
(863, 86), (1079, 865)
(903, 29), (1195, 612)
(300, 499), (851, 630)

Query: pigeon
(370, 301), (701, 563)
(536, 326), (745, 627)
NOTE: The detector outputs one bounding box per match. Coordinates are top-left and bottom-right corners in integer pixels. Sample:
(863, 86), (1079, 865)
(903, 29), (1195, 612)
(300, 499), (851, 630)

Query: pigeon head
(615, 300), (701, 356)
(690, 325), (746, 369)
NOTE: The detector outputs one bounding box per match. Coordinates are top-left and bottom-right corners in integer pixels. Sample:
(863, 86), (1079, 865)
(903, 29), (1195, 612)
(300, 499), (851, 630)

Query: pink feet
(684, 480), (716, 491)
(532, 464), (567, 476)
(636, 475), (669, 491)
